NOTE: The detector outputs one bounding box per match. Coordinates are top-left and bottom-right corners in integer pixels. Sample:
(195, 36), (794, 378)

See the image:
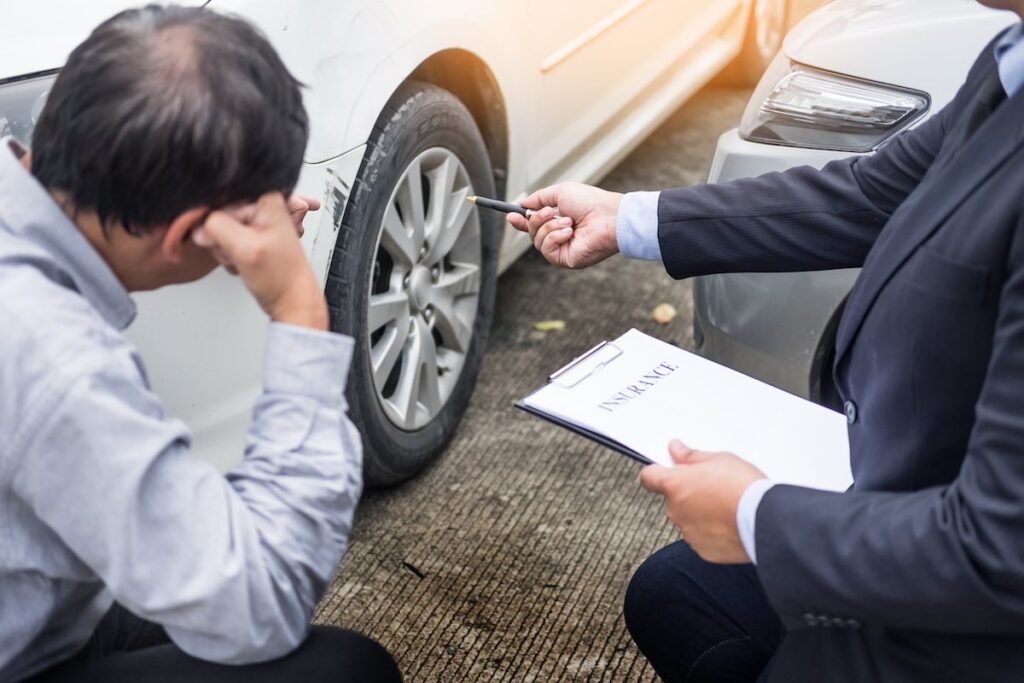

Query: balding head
(30, 5), (308, 235)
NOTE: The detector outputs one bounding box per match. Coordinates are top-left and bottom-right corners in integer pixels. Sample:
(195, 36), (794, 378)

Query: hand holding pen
(478, 181), (624, 270)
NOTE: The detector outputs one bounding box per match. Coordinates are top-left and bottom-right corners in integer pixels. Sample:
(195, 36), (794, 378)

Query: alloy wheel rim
(366, 147), (482, 431)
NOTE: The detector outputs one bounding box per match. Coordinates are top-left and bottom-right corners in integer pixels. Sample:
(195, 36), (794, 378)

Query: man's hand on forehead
(190, 192), (328, 330)
(223, 193), (320, 237)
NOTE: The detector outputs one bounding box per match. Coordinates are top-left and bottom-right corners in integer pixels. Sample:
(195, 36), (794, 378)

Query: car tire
(325, 81), (499, 487)
(721, 0), (789, 86)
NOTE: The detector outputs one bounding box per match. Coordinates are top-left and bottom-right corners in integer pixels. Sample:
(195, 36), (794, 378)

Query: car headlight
(739, 53), (929, 153)
(0, 71), (58, 146)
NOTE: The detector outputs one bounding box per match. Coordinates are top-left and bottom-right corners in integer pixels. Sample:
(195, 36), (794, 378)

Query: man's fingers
(258, 191), (290, 215)
(639, 465), (675, 495)
(191, 226), (214, 248)
(192, 227), (239, 273)
(669, 440), (697, 465)
(506, 213), (529, 232)
(526, 207), (556, 241)
(533, 216), (572, 251)
(287, 194), (319, 234)
(540, 226), (574, 264)
(201, 211), (254, 256)
(225, 201), (259, 225)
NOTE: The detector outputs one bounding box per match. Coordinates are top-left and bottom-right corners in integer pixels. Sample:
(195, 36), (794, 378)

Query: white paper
(522, 329), (852, 491)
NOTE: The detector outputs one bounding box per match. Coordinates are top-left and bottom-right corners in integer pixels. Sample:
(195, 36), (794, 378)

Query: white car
(3, 0), (792, 484)
(694, 0), (1016, 408)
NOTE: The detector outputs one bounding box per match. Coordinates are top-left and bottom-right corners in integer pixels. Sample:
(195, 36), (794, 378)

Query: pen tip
(466, 196), (477, 204)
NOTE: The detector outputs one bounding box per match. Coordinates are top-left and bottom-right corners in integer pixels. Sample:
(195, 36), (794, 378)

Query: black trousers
(624, 541), (785, 683)
(30, 605), (402, 683)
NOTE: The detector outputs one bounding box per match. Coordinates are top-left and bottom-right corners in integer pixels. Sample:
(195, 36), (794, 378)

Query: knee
(624, 541), (704, 646)
(304, 627), (401, 682)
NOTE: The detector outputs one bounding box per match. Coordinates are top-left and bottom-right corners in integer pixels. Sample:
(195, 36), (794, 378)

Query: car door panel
(527, 0), (746, 180)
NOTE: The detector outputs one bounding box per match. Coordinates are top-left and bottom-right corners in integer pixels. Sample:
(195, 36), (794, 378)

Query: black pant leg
(624, 540), (785, 683)
(32, 604), (400, 683)
(72, 603), (172, 659)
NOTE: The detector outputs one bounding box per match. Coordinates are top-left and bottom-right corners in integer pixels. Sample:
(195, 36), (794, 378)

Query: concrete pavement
(316, 85), (752, 682)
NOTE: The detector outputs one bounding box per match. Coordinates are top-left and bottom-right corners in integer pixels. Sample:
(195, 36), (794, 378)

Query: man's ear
(161, 207), (210, 263)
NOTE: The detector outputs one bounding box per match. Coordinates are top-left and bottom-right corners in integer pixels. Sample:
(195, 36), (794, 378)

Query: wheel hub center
(407, 265), (433, 312)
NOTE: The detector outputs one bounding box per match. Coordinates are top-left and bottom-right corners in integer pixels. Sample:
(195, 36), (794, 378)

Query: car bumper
(694, 129), (858, 402)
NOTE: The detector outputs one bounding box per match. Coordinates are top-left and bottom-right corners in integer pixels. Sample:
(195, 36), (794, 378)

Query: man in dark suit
(508, 2), (1024, 680)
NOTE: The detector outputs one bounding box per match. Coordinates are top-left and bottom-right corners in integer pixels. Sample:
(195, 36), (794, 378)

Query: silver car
(695, 0), (1015, 408)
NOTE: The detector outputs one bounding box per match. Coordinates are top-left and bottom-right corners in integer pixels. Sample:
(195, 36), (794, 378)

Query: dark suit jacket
(657, 36), (1024, 682)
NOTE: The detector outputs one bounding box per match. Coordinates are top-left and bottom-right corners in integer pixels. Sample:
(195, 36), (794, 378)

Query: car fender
(211, 0), (518, 165)
(783, 0), (1015, 106)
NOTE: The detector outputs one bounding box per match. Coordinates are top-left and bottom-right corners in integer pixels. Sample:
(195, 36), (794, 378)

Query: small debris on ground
(533, 320), (566, 333)
(652, 303), (677, 325)
(400, 560), (426, 579)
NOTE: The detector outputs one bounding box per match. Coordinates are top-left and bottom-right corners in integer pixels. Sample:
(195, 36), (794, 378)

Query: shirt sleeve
(11, 322), (362, 664)
(736, 479), (776, 564)
(615, 191), (663, 261)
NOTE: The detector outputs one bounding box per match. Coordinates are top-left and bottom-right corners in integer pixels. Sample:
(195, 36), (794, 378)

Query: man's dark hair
(31, 4), (308, 235)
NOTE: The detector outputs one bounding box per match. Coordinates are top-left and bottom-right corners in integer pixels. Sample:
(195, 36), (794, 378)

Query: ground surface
(316, 86), (752, 682)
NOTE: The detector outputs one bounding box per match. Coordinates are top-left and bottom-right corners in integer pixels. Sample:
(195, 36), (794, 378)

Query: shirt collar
(994, 22), (1024, 97)
(0, 139), (136, 330)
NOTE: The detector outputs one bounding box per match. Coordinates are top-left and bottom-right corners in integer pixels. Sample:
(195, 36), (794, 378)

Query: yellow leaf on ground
(533, 320), (566, 333)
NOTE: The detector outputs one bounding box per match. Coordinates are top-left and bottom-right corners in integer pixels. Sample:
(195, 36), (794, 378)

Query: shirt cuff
(263, 323), (354, 406)
(615, 191), (662, 261)
(736, 479), (776, 565)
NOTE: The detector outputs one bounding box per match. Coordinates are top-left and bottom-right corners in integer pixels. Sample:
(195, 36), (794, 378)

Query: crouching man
(0, 6), (400, 682)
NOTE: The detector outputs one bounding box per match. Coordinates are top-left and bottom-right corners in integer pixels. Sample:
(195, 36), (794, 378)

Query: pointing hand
(506, 182), (622, 270)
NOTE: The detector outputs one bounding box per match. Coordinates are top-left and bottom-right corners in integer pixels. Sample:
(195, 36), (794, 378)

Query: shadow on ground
(316, 86), (751, 682)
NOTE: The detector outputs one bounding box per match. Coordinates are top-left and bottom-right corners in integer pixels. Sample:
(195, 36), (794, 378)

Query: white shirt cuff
(736, 479), (776, 565)
(615, 191), (662, 261)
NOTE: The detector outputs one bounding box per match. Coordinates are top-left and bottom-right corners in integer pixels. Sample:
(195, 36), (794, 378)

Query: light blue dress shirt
(615, 23), (1024, 564)
(0, 140), (363, 681)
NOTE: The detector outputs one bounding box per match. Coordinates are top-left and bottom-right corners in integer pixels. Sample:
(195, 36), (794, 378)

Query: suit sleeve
(656, 83), (963, 279)
(754, 215), (1024, 634)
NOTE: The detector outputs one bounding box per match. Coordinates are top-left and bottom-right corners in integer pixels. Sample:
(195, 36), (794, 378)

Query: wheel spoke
(380, 204), (418, 268)
(425, 156), (457, 245)
(431, 294), (473, 355)
(414, 317), (442, 418)
(429, 264), (479, 353)
(389, 316), (440, 428)
(434, 263), (481, 300)
(426, 185), (473, 266)
(368, 291), (409, 333)
(396, 159), (426, 252)
(370, 311), (410, 389)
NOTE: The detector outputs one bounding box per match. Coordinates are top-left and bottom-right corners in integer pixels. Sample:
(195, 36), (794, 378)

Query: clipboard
(515, 339), (652, 465)
(515, 329), (853, 491)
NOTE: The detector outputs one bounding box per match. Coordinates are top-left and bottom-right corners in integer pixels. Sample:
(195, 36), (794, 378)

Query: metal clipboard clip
(548, 340), (624, 389)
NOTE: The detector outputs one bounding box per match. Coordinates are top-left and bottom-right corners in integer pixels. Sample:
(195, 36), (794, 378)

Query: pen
(466, 195), (538, 218)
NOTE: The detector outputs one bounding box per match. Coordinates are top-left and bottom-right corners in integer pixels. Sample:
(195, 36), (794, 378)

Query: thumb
(520, 183), (563, 211)
(639, 465), (673, 495)
(669, 439), (697, 465)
